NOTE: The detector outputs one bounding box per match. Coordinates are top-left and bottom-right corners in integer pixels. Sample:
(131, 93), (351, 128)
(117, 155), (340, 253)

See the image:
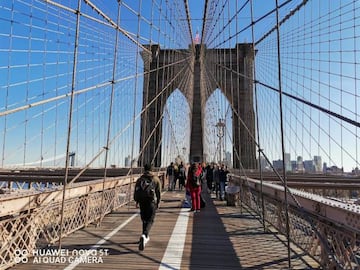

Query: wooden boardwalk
(12, 190), (320, 270)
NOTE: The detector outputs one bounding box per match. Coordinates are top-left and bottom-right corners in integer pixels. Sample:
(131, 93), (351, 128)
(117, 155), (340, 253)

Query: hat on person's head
(144, 163), (153, 171)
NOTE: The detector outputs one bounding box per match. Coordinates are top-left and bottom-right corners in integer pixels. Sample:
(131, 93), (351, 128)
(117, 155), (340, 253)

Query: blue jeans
(219, 181), (226, 199)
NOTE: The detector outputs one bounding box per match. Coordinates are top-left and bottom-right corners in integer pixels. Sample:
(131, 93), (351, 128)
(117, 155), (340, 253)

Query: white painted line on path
(159, 208), (190, 270)
(63, 213), (138, 270)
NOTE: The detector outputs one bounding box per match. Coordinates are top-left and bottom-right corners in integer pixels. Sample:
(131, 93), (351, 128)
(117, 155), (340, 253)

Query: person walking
(166, 162), (175, 191)
(205, 163), (214, 193)
(219, 164), (229, 201)
(178, 162), (186, 190)
(186, 162), (202, 212)
(133, 164), (161, 251)
(213, 164), (220, 198)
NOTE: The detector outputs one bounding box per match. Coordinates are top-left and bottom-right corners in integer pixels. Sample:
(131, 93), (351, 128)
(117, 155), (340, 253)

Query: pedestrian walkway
(11, 190), (320, 270)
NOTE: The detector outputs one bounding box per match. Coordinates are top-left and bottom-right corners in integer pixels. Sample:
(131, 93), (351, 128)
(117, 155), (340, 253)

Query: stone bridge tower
(139, 44), (257, 169)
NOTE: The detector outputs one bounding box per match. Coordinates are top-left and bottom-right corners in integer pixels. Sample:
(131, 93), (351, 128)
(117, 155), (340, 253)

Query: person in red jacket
(186, 162), (202, 212)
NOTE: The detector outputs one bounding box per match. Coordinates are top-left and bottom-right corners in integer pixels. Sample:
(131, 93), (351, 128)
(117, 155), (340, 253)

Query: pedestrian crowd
(166, 161), (229, 200)
(133, 160), (229, 251)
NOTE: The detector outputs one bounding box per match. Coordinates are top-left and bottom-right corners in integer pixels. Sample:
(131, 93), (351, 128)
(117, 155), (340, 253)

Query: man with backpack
(133, 164), (161, 251)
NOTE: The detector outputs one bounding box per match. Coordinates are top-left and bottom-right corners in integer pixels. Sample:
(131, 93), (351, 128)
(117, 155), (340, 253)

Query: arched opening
(204, 89), (233, 167)
(161, 89), (191, 167)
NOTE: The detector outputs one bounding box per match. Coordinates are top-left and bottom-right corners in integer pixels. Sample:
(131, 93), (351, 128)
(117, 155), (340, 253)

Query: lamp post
(182, 147), (187, 163)
(216, 119), (225, 164)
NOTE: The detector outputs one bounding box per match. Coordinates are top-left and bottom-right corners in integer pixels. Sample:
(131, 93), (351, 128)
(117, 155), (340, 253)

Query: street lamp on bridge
(182, 147), (187, 163)
(216, 118), (225, 164)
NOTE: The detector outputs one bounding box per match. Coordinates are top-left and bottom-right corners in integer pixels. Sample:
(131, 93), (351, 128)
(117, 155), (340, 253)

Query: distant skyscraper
(313, 156), (322, 173)
(284, 153), (291, 172)
(291, 161), (297, 172)
(304, 160), (315, 172)
(296, 156), (304, 172)
(273, 159), (283, 171)
(125, 155), (131, 167)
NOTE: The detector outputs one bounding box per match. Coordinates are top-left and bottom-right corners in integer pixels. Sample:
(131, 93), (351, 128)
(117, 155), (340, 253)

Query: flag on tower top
(194, 30), (200, 44)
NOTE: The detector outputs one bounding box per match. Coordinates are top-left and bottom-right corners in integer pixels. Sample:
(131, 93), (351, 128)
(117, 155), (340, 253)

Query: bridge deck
(12, 191), (320, 270)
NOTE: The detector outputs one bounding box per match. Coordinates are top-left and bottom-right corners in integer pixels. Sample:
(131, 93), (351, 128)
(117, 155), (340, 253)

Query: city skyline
(269, 153), (356, 173)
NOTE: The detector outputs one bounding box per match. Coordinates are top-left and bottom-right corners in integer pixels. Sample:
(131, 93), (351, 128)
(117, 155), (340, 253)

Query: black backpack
(134, 175), (155, 202)
(191, 174), (201, 187)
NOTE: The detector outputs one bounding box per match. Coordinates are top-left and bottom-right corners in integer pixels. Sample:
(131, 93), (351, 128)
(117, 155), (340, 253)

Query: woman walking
(186, 162), (202, 212)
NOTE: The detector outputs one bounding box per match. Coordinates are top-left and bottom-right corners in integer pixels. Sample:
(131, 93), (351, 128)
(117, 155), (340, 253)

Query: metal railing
(0, 173), (166, 269)
(231, 175), (360, 269)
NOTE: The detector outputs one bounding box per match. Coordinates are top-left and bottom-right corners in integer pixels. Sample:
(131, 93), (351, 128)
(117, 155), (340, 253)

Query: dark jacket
(186, 164), (202, 190)
(219, 168), (229, 182)
(134, 171), (162, 206)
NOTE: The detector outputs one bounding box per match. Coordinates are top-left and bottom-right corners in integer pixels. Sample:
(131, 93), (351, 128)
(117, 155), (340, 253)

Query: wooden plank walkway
(12, 190), (321, 270)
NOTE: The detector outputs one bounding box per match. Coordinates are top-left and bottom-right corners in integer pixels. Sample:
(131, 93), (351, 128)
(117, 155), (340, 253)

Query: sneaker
(139, 234), (145, 251)
(145, 235), (150, 244)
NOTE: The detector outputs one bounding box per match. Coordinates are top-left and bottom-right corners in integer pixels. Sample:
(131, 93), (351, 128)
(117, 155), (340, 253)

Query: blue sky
(0, 0), (359, 172)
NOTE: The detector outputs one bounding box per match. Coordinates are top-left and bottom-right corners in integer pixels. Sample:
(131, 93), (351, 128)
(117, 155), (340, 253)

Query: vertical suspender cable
(200, 0), (208, 46)
(99, 0), (121, 224)
(139, 0), (155, 167)
(162, 18), (168, 163)
(274, 0), (291, 268)
(58, 0), (82, 250)
(354, 0), (359, 167)
(129, 0), (142, 204)
(54, 7), (60, 167)
(40, 6), (48, 168)
(234, 0), (242, 200)
(220, 0), (224, 164)
(227, 1), (231, 167)
(184, 0), (194, 47)
(339, 3), (344, 170)
(235, 2), (241, 173)
(2, 1), (15, 169)
(155, 0), (162, 166)
(23, 5), (32, 167)
(250, 0), (266, 231)
(221, 0), (226, 163)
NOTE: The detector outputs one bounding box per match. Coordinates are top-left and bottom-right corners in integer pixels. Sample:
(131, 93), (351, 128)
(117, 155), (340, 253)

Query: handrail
(230, 174), (360, 269)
